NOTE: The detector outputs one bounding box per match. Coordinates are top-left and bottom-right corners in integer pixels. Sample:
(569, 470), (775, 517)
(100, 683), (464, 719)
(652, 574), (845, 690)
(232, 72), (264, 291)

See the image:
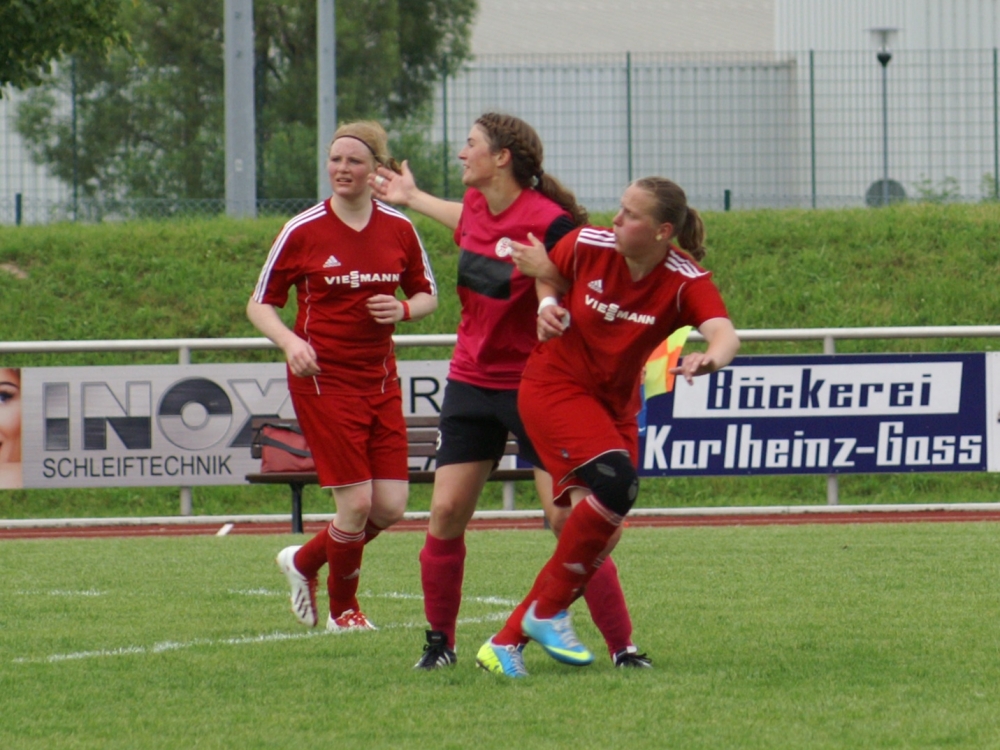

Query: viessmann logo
(584, 294), (656, 325)
(325, 271), (401, 288)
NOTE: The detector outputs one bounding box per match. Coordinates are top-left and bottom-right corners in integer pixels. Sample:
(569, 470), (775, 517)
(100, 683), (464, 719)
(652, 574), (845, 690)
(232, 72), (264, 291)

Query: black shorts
(435, 379), (543, 470)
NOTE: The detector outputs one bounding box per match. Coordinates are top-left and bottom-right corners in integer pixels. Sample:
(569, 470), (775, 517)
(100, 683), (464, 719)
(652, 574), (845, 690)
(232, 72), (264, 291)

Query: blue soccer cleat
(476, 637), (529, 678)
(521, 602), (594, 666)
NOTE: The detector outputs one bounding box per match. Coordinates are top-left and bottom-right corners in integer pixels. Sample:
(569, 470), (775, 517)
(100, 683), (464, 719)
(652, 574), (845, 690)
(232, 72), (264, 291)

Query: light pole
(869, 27), (899, 206)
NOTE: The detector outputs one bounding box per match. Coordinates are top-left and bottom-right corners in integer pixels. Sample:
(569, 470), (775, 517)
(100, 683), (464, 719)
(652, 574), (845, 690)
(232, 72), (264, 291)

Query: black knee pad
(574, 452), (638, 516)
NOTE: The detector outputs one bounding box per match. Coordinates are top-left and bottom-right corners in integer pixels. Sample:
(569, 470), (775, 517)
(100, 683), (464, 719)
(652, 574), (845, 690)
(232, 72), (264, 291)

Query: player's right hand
(284, 337), (320, 378)
(537, 304), (570, 341)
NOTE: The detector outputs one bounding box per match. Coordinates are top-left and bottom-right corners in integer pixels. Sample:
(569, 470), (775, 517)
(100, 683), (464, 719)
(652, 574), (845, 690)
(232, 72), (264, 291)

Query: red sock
(533, 495), (622, 619)
(325, 524), (365, 618)
(419, 533), (465, 649)
(493, 559), (555, 647)
(363, 519), (384, 545)
(293, 524), (330, 579)
(584, 556), (633, 657)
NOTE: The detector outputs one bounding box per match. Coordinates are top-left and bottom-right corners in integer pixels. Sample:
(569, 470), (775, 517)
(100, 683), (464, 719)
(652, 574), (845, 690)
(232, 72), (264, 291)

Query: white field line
(229, 589), (517, 607)
(15, 589), (106, 597)
(11, 590), (514, 665)
(7, 502), (1000, 530)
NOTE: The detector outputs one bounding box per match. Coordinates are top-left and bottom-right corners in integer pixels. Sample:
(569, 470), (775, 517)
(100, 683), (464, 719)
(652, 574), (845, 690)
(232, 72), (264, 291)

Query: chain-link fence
(437, 50), (1000, 211)
(3, 48), (1000, 223)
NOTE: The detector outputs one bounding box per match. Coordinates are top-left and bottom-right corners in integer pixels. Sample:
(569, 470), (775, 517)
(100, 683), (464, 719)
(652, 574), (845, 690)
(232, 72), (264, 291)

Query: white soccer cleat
(275, 545), (318, 627)
(326, 609), (378, 633)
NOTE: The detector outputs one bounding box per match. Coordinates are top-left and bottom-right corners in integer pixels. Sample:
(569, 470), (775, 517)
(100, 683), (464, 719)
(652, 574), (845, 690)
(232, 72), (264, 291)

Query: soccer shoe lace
(326, 609), (378, 633)
(414, 630), (457, 670)
(475, 638), (528, 678)
(521, 602), (594, 666)
(275, 545), (318, 627)
(613, 646), (653, 668)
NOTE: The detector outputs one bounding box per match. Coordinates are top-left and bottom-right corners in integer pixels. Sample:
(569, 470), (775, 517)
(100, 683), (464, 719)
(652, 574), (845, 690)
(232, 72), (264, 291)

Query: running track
(5, 506), (1000, 540)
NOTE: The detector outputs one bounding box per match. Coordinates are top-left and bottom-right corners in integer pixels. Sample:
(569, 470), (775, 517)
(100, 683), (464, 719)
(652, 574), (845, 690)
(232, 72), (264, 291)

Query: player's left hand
(367, 294), (405, 324)
(511, 233), (550, 277)
(669, 352), (718, 385)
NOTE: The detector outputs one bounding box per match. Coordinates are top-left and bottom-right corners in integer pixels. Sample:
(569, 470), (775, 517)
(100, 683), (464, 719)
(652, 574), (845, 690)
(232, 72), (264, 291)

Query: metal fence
(436, 50), (1000, 211)
(3, 48), (1000, 222)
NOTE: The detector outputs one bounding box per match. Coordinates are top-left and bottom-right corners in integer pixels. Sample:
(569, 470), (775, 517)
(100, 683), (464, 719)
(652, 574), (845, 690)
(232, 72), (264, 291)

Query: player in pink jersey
(248, 121), (438, 633)
(373, 113), (652, 670)
(476, 177), (740, 677)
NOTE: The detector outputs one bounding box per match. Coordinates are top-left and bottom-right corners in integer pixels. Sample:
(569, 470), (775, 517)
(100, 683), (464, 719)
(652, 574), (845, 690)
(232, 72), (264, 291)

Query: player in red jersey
(248, 121), (438, 633)
(476, 177), (740, 677)
(372, 113), (652, 670)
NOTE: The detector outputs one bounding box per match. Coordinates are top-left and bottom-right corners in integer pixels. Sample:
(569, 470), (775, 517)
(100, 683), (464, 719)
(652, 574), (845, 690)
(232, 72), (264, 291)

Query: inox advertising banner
(14, 361), (450, 489)
(639, 353), (988, 476)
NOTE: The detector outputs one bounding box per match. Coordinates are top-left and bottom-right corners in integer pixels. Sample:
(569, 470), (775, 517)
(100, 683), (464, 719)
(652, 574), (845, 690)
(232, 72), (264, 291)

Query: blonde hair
(329, 121), (401, 174)
(633, 177), (706, 261)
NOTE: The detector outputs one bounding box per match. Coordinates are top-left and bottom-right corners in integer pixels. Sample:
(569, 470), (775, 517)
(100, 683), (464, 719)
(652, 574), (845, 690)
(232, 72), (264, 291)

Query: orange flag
(643, 326), (693, 399)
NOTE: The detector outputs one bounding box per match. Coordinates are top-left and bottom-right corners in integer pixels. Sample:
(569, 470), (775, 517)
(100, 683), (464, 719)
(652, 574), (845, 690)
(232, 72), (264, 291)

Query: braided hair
(474, 113), (588, 227)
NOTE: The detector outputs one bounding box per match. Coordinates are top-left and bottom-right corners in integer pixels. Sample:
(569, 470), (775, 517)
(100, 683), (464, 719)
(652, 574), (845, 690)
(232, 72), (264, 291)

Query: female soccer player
(248, 121), (438, 632)
(476, 176), (740, 677)
(372, 113), (651, 669)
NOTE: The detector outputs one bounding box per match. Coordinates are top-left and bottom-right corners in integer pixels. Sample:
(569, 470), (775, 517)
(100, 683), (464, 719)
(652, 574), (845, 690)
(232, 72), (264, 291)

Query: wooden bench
(245, 416), (534, 533)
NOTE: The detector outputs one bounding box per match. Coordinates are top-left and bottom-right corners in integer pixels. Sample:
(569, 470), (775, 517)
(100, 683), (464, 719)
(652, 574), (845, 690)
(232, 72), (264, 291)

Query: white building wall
(774, 0), (1000, 51)
(471, 0), (774, 55)
(774, 0), (1000, 205)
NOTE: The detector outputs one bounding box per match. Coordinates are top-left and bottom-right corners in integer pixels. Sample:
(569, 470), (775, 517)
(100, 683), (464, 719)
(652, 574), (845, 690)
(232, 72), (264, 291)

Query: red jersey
(253, 199), (437, 396)
(449, 188), (575, 389)
(521, 226), (729, 418)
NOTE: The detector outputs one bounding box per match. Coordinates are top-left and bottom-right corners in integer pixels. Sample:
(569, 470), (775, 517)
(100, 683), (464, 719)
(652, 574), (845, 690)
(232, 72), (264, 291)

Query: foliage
(0, 0), (129, 94)
(911, 174), (962, 204)
(14, 0), (476, 201)
(980, 172), (999, 202)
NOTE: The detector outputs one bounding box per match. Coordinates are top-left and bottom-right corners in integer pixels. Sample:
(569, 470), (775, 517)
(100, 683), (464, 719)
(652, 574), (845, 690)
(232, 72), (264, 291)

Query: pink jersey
(253, 199), (437, 396)
(449, 188), (574, 389)
(521, 225), (729, 418)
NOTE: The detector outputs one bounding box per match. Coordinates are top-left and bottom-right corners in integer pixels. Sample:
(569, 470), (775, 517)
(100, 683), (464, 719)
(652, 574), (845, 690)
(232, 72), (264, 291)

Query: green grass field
(4, 522), (1000, 749)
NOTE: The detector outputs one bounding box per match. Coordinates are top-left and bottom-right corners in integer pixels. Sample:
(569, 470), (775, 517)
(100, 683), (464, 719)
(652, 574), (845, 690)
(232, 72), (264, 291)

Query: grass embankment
(1, 202), (999, 518)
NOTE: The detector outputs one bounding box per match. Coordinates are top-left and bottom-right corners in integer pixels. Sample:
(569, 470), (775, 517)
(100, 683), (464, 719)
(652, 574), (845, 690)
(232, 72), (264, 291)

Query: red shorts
(291, 388), (408, 488)
(518, 376), (639, 505)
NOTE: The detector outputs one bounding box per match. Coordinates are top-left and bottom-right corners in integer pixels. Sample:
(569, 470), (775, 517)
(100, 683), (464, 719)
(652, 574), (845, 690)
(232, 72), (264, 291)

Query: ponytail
(675, 206), (706, 261)
(536, 173), (589, 227)
(634, 176), (706, 261)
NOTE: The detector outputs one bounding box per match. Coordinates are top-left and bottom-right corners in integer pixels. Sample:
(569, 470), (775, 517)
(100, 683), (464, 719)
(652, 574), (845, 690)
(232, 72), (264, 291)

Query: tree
(14, 0), (476, 204)
(0, 0), (129, 96)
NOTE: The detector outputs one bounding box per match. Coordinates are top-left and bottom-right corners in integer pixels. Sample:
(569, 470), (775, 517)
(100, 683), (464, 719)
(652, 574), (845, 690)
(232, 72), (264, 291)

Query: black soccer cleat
(414, 630), (457, 670)
(613, 646), (653, 668)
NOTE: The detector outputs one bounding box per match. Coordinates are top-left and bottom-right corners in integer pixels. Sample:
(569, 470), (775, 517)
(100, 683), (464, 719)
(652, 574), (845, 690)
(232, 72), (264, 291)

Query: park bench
(245, 415), (534, 532)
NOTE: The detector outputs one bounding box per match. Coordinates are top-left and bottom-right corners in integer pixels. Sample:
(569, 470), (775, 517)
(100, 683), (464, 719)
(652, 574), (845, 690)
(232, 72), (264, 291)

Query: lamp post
(869, 27), (899, 207)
